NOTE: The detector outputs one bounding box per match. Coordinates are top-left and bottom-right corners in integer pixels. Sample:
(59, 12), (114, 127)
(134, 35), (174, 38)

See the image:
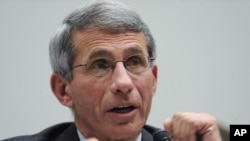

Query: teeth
(117, 106), (130, 108)
(110, 106), (134, 113)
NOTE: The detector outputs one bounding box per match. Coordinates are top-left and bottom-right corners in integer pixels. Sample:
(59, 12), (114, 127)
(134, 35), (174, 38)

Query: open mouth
(109, 106), (136, 114)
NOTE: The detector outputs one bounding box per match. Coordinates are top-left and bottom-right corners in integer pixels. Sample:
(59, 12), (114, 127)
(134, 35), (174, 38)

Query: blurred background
(1, 0), (250, 140)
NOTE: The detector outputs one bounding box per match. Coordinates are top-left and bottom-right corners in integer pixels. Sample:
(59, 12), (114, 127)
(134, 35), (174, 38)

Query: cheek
(137, 73), (156, 97)
(71, 79), (106, 112)
(135, 73), (155, 108)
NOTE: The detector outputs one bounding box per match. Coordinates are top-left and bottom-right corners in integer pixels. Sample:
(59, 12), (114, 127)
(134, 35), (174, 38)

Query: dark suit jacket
(3, 122), (156, 141)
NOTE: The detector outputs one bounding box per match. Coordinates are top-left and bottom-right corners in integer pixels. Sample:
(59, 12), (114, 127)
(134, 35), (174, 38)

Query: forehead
(72, 29), (148, 59)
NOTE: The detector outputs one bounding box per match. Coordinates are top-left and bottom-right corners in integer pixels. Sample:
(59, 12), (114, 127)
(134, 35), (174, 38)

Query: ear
(50, 73), (73, 108)
(151, 64), (158, 96)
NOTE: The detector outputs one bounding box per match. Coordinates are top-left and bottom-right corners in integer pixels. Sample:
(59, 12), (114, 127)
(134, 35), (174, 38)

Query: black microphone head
(144, 125), (171, 141)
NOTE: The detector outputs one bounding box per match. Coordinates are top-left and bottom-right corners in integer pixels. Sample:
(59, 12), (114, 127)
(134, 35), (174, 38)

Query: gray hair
(49, 0), (156, 82)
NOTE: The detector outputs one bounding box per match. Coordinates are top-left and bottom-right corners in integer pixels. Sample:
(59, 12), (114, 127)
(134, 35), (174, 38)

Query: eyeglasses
(73, 54), (155, 77)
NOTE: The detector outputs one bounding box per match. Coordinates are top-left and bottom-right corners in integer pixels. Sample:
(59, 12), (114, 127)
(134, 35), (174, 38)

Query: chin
(104, 122), (142, 140)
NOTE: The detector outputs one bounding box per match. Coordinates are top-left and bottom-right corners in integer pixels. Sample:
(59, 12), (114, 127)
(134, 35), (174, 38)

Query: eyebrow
(124, 46), (146, 56)
(87, 45), (147, 60)
(87, 49), (112, 60)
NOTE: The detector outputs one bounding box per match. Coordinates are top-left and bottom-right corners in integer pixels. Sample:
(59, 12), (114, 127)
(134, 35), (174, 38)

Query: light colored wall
(1, 0), (249, 139)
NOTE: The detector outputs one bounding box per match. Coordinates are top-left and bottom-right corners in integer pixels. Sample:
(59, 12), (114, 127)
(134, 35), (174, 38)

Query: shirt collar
(77, 129), (142, 141)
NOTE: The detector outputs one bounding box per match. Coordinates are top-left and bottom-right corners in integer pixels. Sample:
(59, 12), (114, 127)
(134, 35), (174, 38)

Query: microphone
(144, 125), (171, 141)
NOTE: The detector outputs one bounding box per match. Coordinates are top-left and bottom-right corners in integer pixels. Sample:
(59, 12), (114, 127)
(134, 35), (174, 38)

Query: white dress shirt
(77, 129), (142, 141)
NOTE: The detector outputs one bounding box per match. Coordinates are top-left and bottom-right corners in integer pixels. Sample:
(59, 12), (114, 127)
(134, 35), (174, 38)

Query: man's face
(66, 29), (157, 140)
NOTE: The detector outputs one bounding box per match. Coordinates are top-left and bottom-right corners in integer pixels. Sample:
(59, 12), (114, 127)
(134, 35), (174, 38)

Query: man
(3, 0), (222, 141)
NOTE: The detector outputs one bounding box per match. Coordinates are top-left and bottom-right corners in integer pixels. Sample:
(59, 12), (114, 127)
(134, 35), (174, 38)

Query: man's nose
(110, 62), (133, 95)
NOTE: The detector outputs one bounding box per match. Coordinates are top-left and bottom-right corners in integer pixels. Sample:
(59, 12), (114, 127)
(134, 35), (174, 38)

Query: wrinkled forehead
(72, 29), (148, 58)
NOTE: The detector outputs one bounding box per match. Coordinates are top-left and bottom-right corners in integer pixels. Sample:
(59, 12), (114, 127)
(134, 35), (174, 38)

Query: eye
(125, 55), (145, 67)
(88, 58), (111, 70)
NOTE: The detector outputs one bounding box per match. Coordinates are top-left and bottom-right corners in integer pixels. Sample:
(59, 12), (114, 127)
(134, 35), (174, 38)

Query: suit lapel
(55, 123), (80, 141)
(141, 128), (154, 141)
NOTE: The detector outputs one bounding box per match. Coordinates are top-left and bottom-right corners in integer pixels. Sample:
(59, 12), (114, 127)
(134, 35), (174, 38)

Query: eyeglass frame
(72, 54), (155, 77)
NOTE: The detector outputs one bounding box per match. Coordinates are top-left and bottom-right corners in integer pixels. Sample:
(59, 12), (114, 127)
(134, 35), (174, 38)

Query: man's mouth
(109, 106), (136, 114)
